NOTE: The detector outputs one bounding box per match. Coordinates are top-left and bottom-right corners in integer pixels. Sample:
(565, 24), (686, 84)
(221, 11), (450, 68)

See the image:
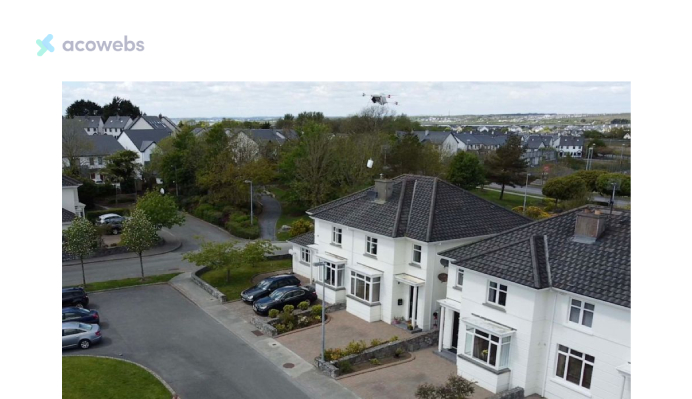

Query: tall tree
(101, 96), (142, 120)
(446, 151), (486, 190)
(62, 118), (93, 176)
(389, 132), (424, 175)
(183, 240), (242, 283)
(136, 191), (185, 230)
(542, 175), (588, 205)
(120, 209), (160, 280)
(484, 135), (529, 199)
(66, 99), (102, 118)
(275, 113), (295, 130)
(241, 240), (279, 268)
(102, 150), (141, 193)
(63, 218), (100, 287)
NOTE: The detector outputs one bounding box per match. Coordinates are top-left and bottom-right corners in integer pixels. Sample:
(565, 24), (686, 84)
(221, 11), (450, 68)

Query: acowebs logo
(62, 36), (144, 52)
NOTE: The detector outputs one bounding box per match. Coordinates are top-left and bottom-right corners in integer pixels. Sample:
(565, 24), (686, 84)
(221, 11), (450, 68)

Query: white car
(97, 213), (125, 225)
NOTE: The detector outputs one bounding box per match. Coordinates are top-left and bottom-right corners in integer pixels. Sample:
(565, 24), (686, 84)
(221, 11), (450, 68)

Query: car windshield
(78, 323), (92, 330)
(269, 290), (286, 300)
(257, 280), (272, 289)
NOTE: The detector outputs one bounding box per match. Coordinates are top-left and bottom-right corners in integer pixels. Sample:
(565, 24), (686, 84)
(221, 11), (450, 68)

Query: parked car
(240, 274), (302, 303)
(97, 213), (125, 225)
(62, 322), (102, 349)
(253, 285), (317, 315)
(62, 307), (100, 324)
(62, 287), (89, 308)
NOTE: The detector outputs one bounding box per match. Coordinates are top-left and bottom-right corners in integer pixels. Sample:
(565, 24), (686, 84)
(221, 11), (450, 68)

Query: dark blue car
(62, 307), (100, 324)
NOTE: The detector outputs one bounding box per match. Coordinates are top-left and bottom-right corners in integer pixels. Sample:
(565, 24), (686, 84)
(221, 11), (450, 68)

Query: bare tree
(62, 118), (93, 176)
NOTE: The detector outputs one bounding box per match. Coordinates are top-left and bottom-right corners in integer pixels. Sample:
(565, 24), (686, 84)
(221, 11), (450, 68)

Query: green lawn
(200, 258), (292, 299)
(64, 273), (181, 292)
(276, 214), (312, 241)
(270, 185), (310, 241)
(471, 188), (545, 210)
(63, 357), (170, 399)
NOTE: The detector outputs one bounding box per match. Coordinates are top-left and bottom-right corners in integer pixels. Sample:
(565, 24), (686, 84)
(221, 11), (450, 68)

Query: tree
(573, 170), (607, 192)
(416, 374), (475, 399)
(241, 240), (280, 268)
(66, 99), (102, 118)
(135, 191), (185, 230)
(275, 114), (295, 130)
(583, 130), (604, 139)
(183, 240), (242, 283)
(120, 209), (160, 280)
(446, 152), (485, 190)
(484, 135), (529, 199)
(596, 173), (631, 197)
(542, 175), (588, 205)
(102, 150), (141, 193)
(63, 218), (100, 287)
(102, 96), (142, 120)
(62, 118), (94, 176)
(389, 132), (424, 175)
(289, 219), (314, 237)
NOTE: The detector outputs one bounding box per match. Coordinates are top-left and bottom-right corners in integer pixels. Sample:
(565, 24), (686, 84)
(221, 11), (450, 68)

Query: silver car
(62, 322), (102, 349)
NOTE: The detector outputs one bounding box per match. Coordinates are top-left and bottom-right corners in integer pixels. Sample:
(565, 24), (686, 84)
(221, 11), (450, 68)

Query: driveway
(63, 284), (310, 399)
(259, 195), (281, 240)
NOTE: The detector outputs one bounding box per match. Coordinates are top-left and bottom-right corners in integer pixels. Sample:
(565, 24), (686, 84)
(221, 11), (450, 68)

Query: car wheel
(75, 303), (84, 309)
(79, 339), (91, 349)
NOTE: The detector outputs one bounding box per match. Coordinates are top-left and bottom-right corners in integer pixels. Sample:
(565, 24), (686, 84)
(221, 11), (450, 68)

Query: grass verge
(471, 188), (545, 210)
(200, 259), (292, 299)
(63, 357), (170, 399)
(63, 273), (181, 292)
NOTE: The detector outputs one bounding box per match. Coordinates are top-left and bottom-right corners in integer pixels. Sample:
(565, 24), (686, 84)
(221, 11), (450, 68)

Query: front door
(408, 285), (418, 321)
(450, 311), (460, 353)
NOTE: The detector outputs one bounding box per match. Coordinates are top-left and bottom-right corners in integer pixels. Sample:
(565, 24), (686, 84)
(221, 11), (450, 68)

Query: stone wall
(192, 267), (228, 302)
(251, 302), (346, 337)
(487, 387), (524, 399)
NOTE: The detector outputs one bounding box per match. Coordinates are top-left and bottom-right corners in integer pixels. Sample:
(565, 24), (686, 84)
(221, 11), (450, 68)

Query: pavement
(63, 284), (312, 399)
(259, 194), (281, 241)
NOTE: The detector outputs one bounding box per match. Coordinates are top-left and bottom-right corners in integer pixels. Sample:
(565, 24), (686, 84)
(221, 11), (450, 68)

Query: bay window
(332, 227), (342, 244)
(319, 261), (344, 288)
(555, 345), (594, 389)
(464, 326), (511, 369)
(412, 245), (422, 263)
(350, 271), (381, 303)
(487, 281), (507, 306)
(366, 236), (378, 255)
(568, 299), (595, 328)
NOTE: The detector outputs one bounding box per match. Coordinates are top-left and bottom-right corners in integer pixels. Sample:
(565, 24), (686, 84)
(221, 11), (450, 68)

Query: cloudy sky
(62, 82), (630, 118)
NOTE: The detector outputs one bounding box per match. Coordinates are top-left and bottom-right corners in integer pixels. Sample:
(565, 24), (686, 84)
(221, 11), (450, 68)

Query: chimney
(573, 208), (607, 244)
(373, 176), (394, 204)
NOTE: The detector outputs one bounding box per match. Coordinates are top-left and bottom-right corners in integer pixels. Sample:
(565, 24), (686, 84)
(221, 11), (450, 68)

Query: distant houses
(62, 134), (126, 183)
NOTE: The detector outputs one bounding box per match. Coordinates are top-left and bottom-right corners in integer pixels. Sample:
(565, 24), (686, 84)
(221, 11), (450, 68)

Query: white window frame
(300, 247), (311, 264)
(555, 344), (595, 390)
(412, 244), (422, 264)
(487, 281), (508, 307)
(456, 267), (464, 289)
(349, 271), (381, 303)
(463, 326), (511, 370)
(318, 261), (344, 288)
(332, 227), (342, 245)
(366, 236), (378, 256)
(568, 298), (595, 328)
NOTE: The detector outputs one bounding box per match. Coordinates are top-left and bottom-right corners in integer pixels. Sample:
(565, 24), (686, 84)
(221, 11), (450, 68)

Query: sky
(62, 82), (630, 118)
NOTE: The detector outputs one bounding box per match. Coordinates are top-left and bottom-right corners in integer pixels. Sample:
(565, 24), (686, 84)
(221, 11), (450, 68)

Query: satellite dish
(366, 158), (374, 169)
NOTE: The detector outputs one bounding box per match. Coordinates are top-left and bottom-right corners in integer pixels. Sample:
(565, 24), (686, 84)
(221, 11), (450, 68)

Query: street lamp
(620, 144), (626, 173)
(172, 165), (179, 197)
(244, 180), (253, 225)
(522, 173), (531, 214)
(314, 261), (327, 362)
(586, 145), (595, 170)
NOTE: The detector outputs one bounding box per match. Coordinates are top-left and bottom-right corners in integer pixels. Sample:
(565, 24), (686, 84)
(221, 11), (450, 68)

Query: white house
(62, 134), (125, 183)
(129, 114), (179, 134)
(288, 175), (530, 331)
(455, 133), (508, 153)
(396, 131), (459, 156)
(62, 175), (85, 230)
(117, 129), (171, 166)
(229, 129), (297, 163)
(73, 116), (104, 135)
(103, 116), (133, 137)
(552, 135), (584, 158)
(522, 135), (556, 166)
(436, 207), (631, 399)
(623, 133), (631, 140)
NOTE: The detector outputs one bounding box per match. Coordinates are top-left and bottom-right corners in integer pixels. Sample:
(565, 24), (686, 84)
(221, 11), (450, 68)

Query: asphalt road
(486, 183), (630, 206)
(259, 195), (281, 241)
(63, 285), (310, 399)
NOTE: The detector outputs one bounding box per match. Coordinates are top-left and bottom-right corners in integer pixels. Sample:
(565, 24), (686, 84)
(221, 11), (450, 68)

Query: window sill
(564, 322), (594, 336)
(452, 286), (463, 292)
(457, 353), (510, 375)
(298, 260), (311, 267)
(330, 243), (342, 248)
(314, 281), (346, 291)
(346, 294), (381, 307)
(363, 253), (378, 259)
(408, 262), (422, 268)
(550, 378), (592, 398)
(482, 302), (506, 312)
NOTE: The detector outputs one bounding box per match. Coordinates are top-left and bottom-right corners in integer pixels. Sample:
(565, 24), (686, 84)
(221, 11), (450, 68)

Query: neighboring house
(455, 133), (508, 152)
(62, 175), (85, 229)
(103, 116), (133, 137)
(623, 133), (631, 140)
(230, 129), (298, 162)
(522, 135), (556, 166)
(396, 131), (459, 156)
(159, 115), (181, 134)
(62, 134), (125, 183)
(552, 135), (584, 158)
(437, 207), (630, 399)
(129, 115), (173, 132)
(117, 129), (171, 166)
(288, 175), (530, 331)
(73, 116), (104, 135)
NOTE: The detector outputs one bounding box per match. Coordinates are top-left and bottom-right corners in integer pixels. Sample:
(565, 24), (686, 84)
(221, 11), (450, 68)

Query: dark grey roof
(191, 127), (209, 136)
(62, 208), (76, 223)
(72, 116), (101, 128)
(62, 175), (81, 187)
(288, 231), (314, 247)
(555, 136), (584, 147)
(246, 129), (295, 144)
(525, 135), (550, 150)
(104, 116), (132, 129)
(454, 133), (508, 147)
(307, 175), (531, 242)
(142, 115), (170, 130)
(439, 207), (631, 308)
(122, 129), (171, 150)
(397, 131), (453, 146)
(81, 135), (125, 156)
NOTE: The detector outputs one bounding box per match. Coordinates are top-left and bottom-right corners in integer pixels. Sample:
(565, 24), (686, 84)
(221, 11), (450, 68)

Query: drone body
(363, 93), (398, 106)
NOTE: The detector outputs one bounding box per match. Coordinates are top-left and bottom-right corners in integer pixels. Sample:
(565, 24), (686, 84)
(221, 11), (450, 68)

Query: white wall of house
(62, 186), (84, 217)
(130, 118), (154, 129)
(117, 133), (146, 165)
(141, 143), (158, 165)
(441, 134), (459, 156)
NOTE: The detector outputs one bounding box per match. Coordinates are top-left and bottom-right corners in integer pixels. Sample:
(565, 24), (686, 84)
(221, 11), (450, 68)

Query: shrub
(314, 315), (322, 322)
(542, 175), (588, 205)
(370, 338), (382, 347)
(311, 305), (323, 318)
(325, 348), (344, 361)
(297, 316), (310, 328)
(225, 213), (261, 239)
(389, 336), (399, 343)
(285, 322), (294, 331)
(85, 208), (131, 222)
(337, 360), (353, 373)
(283, 304), (295, 314)
(394, 348), (405, 358)
(369, 358), (381, 366)
(512, 206), (551, 220)
(345, 340), (367, 355)
(279, 305), (296, 326)
(416, 374), (475, 399)
(297, 301), (310, 311)
(596, 173), (631, 197)
(289, 219), (314, 238)
(268, 309), (280, 319)
(275, 324), (286, 334)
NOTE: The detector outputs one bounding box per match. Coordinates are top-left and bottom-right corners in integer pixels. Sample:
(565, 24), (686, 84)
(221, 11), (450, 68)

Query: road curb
(62, 231), (182, 267)
(335, 353), (416, 380)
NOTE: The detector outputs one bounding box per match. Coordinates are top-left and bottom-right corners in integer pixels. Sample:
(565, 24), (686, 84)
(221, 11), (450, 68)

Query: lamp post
(523, 173), (531, 214)
(314, 261), (327, 361)
(620, 144), (626, 173)
(244, 180), (253, 225)
(173, 165), (179, 197)
(586, 145), (595, 170)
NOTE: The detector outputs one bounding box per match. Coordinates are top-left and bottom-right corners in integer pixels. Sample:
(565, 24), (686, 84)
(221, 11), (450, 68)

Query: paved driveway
(63, 284), (310, 399)
(259, 195), (281, 240)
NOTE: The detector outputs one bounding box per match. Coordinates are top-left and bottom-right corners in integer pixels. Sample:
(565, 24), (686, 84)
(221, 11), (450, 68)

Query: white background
(0, 1), (688, 397)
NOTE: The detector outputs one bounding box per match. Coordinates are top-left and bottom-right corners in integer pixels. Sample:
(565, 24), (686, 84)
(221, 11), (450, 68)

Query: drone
(363, 93), (398, 106)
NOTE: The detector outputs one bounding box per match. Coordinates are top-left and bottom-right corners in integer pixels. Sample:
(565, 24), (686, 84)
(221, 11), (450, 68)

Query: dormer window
(366, 236), (378, 256)
(332, 227), (342, 245)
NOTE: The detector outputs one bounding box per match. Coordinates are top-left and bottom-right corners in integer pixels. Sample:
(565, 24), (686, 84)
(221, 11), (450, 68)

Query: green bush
(279, 305), (296, 326)
(297, 301), (310, 311)
(297, 316), (310, 328)
(416, 375), (475, 399)
(394, 348), (405, 358)
(370, 338), (382, 347)
(369, 358), (381, 366)
(268, 309), (280, 319)
(275, 324), (286, 334)
(390, 336), (399, 343)
(324, 348), (344, 361)
(345, 340), (368, 355)
(225, 213), (261, 239)
(289, 219), (314, 238)
(311, 305), (323, 318)
(337, 360), (354, 373)
(85, 208), (131, 221)
(193, 203), (225, 225)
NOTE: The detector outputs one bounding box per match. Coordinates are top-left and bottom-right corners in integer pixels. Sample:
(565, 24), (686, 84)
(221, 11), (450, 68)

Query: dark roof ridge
(436, 179), (532, 222)
(392, 179), (408, 238)
(455, 237), (533, 263)
(405, 180), (418, 235)
(425, 177), (439, 242)
(529, 235), (545, 289)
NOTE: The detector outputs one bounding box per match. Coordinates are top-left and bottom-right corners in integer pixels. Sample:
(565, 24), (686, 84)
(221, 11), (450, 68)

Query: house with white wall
(73, 116), (104, 135)
(129, 115), (172, 132)
(396, 131), (459, 156)
(552, 135), (584, 158)
(117, 129), (171, 166)
(288, 175), (530, 331)
(522, 135), (556, 166)
(436, 207), (630, 399)
(103, 116), (133, 137)
(62, 175), (85, 230)
(62, 135), (125, 183)
(455, 133), (508, 152)
(229, 129), (297, 163)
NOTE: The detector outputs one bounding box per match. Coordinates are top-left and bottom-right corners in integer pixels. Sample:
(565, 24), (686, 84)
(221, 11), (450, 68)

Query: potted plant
(407, 321), (413, 331)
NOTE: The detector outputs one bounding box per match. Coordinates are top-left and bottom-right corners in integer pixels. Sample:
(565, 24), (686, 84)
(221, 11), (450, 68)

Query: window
(555, 345), (595, 389)
(350, 271), (381, 303)
(456, 268), (464, 288)
(319, 262), (344, 288)
(332, 227), (342, 244)
(97, 157), (103, 164)
(366, 236), (378, 255)
(300, 247), (311, 264)
(568, 299), (595, 327)
(464, 326), (511, 369)
(412, 245), (422, 263)
(487, 281), (508, 306)
(89, 157), (94, 165)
